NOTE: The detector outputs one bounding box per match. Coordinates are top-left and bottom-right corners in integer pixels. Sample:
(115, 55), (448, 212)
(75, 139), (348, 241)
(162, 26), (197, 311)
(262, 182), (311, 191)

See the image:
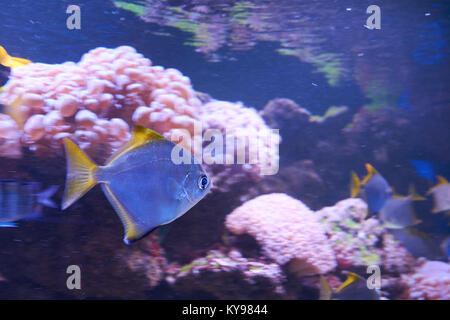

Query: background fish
(62, 125), (212, 244)
(351, 164), (392, 215)
(320, 272), (380, 300)
(428, 176), (450, 213)
(379, 196), (421, 229)
(0, 180), (58, 227)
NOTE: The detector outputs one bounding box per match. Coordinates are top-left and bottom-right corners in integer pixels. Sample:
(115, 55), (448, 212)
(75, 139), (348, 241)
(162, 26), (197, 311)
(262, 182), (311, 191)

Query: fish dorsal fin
(0, 46), (8, 65)
(436, 176), (449, 185)
(362, 163), (378, 185)
(105, 125), (166, 166)
(350, 171), (361, 198)
(408, 184), (425, 201)
(319, 276), (333, 300)
(391, 186), (406, 198)
(336, 272), (362, 293)
(0, 46), (31, 69)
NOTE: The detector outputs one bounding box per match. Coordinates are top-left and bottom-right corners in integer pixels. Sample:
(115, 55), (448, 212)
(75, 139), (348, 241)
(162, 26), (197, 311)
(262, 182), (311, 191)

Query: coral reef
(317, 198), (417, 274)
(0, 46), (279, 179)
(317, 198), (383, 269)
(225, 193), (337, 276)
(0, 46), (200, 160)
(400, 260), (450, 300)
(165, 248), (287, 299)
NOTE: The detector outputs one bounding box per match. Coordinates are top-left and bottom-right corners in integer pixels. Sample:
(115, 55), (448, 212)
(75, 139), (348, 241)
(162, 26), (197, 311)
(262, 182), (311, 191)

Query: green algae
(113, 1), (146, 17)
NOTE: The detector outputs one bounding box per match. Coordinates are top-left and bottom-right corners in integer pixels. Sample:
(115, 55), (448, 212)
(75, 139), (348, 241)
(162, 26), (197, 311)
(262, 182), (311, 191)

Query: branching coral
(225, 193), (337, 275)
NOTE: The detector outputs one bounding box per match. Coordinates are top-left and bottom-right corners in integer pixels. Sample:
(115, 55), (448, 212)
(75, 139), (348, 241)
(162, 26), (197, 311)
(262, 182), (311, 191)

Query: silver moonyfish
(350, 163), (392, 215)
(427, 176), (450, 213)
(61, 125), (212, 244)
(379, 186), (424, 229)
(0, 180), (58, 227)
(320, 272), (380, 300)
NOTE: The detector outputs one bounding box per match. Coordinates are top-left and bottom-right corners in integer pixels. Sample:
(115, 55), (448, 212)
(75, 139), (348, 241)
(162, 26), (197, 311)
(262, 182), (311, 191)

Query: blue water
(0, 0), (449, 300)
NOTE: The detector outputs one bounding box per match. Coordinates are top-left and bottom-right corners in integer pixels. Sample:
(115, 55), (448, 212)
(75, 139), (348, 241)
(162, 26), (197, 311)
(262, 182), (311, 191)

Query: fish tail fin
(350, 171), (361, 198)
(37, 185), (59, 208)
(319, 276), (333, 300)
(62, 138), (98, 210)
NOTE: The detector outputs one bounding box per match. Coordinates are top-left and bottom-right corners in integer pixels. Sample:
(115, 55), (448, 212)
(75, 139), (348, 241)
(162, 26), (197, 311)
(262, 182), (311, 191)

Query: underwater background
(0, 0), (449, 299)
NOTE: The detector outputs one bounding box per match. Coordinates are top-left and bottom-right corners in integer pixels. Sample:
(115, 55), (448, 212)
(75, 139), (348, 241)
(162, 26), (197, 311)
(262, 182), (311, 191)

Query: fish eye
(198, 175), (209, 190)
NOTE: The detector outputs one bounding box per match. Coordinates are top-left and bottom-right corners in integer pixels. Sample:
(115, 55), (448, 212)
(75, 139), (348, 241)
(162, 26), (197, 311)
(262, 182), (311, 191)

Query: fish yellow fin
(101, 184), (144, 245)
(391, 186), (406, 199)
(319, 276), (333, 300)
(9, 56), (31, 68)
(362, 163), (378, 185)
(336, 272), (362, 293)
(0, 46), (31, 69)
(105, 125), (166, 166)
(3, 95), (25, 129)
(408, 184), (425, 201)
(436, 176), (449, 185)
(0, 86), (4, 92)
(62, 138), (98, 210)
(350, 171), (361, 198)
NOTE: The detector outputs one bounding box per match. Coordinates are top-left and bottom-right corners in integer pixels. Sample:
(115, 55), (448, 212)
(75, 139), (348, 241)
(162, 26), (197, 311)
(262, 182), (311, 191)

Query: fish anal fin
(105, 125), (166, 166)
(101, 184), (144, 245)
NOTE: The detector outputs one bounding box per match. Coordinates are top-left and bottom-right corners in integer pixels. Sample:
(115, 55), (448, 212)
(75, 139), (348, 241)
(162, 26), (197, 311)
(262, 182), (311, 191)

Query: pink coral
(0, 113), (22, 158)
(0, 46), (201, 160)
(225, 193), (337, 275)
(0, 46), (279, 178)
(400, 260), (450, 300)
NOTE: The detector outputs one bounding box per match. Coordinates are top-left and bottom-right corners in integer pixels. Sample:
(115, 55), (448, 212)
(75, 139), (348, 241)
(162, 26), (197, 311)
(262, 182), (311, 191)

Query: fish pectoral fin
(62, 138), (98, 210)
(101, 184), (148, 245)
(105, 125), (166, 166)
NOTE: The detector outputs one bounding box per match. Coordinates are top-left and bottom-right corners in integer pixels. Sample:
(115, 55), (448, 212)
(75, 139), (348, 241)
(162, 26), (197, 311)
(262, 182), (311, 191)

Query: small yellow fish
(427, 176), (450, 214)
(320, 272), (380, 300)
(62, 125), (212, 244)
